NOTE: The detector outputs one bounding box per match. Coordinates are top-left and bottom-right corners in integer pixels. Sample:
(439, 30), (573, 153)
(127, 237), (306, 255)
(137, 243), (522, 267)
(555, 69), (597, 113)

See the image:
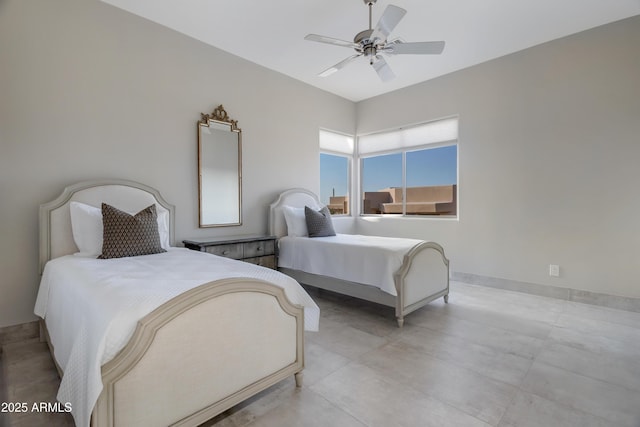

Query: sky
(320, 145), (457, 205)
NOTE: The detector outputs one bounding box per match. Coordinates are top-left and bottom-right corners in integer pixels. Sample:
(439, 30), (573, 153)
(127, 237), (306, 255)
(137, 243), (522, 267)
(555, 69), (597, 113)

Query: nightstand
(183, 235), (277, 269)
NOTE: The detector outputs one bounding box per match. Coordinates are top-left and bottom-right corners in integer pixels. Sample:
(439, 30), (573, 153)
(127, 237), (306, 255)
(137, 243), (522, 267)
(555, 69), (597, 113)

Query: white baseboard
(452, 272), (640, 313)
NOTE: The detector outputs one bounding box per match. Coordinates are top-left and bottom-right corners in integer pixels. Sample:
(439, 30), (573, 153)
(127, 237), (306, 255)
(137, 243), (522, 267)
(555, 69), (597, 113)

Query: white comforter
(34, 248), (319, 427)
(278, 234), (423, 296)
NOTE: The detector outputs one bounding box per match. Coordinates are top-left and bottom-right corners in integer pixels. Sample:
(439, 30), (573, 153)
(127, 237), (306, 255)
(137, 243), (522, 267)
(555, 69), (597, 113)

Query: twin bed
(35, 180), (449, 426)
(36, 180), (318, 427)
(269, 188), (450, 328)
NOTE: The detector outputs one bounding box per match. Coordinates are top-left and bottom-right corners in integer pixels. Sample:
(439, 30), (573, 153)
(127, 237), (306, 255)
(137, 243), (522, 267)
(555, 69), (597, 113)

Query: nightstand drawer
(244, 240), (275, 258)
(244, 255), (276, 269)
(205, 243), (243, 259)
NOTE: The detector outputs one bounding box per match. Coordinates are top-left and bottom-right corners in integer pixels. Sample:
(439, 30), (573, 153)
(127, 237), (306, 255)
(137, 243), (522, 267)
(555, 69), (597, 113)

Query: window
(361, 153), (401, 214)
(358, 117), (458, 217)
(319, 130), (353, 215)
(320, 153), (350, 214)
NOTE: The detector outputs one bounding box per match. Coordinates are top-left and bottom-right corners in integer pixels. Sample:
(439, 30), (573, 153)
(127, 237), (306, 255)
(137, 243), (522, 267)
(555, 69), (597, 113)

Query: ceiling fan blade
(371, 5), (407, 41)
(385, 40), (445, 55)
(371, 55), (395, 82)
(305, 34), (360, 49)
(318, 54), (363, 77)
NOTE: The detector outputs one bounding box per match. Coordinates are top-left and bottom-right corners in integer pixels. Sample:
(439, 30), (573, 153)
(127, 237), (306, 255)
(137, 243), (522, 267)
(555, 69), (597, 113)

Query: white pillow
(70, 201), (171, 256)
(69, 202), (104, 256)
(156, 210), (170, 250)
(282, 206), (308, 237)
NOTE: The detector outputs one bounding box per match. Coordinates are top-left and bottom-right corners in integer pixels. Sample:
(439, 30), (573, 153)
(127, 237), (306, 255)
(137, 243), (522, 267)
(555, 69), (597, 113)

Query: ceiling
(100, 0), (640, 102)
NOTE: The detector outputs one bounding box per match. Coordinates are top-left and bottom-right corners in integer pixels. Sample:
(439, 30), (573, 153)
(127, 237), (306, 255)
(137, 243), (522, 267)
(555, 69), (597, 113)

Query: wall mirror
(198, 105), (242, 227)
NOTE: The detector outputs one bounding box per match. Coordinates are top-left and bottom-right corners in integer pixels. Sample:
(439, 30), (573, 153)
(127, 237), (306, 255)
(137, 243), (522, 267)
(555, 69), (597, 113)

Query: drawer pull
(222, 250), (229, 255)
(257, 246), (262, 251)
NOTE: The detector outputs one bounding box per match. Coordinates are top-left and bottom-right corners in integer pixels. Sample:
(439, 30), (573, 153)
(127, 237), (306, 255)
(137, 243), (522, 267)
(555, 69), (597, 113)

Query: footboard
(92, 278), (304, 427)
(394, 242), (450, 327)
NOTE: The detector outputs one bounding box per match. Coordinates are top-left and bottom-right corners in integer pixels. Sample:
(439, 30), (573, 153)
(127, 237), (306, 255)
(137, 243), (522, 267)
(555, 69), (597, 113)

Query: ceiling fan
(305, 0), (445, 82)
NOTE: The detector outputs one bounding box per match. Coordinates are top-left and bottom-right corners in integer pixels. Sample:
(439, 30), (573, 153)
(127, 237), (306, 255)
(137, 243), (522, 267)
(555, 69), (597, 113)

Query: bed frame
(39, 179), (304, 427)
(269, 188), (450, 327)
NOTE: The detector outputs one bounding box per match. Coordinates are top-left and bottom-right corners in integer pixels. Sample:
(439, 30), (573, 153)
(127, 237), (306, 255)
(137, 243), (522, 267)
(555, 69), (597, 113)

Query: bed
(35, 179), (319, 427)
(269, 188), (449, 327)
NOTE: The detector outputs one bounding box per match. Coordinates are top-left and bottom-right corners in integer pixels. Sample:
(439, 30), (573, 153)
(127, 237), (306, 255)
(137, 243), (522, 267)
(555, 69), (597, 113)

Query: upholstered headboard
(268, 189), (322, 239)
(39, 179), (175, 273)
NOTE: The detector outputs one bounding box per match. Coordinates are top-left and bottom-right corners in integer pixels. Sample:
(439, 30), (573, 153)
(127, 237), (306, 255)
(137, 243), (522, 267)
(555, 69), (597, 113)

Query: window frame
(356, 117), (459, 219)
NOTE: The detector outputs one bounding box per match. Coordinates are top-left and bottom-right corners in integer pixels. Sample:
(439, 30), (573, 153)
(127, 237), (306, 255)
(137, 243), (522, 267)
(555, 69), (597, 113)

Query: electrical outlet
(549, 264), (560, 277)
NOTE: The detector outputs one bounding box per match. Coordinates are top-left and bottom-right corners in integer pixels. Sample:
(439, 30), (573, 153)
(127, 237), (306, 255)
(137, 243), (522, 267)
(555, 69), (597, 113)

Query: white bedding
(278, 234), (423, 296)
(34, 248), (319, 427)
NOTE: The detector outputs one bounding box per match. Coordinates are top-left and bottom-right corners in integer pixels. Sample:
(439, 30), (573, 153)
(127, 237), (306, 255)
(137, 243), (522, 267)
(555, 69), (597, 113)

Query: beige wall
(356, 16), (640, 298)
(0, 0), (355, 327)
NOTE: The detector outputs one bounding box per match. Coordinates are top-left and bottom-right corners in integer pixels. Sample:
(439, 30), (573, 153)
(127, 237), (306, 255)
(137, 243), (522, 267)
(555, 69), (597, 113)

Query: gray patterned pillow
(305, 206), (336, 238)
(98, 203), (166, 259)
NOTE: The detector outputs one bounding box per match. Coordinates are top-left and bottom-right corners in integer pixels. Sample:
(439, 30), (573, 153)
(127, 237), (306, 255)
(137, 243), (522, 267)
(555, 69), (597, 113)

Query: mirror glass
(198, 105), (242, 227)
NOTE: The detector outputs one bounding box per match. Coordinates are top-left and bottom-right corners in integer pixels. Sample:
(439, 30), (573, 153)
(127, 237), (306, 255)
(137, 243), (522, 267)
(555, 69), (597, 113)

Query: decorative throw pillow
(305, 206), (336, 238)
(98, 203), (166, 259)
(70, 201), (171, 256)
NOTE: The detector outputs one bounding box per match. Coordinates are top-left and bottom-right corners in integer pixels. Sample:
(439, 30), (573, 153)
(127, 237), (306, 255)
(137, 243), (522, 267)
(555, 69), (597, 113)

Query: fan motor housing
(354, 29), (378, 56)
(354, 29), (374, 44)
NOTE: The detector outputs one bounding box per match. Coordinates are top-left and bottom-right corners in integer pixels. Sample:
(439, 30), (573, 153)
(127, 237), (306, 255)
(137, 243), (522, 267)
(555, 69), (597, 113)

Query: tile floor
(2, 281), (640, 427)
